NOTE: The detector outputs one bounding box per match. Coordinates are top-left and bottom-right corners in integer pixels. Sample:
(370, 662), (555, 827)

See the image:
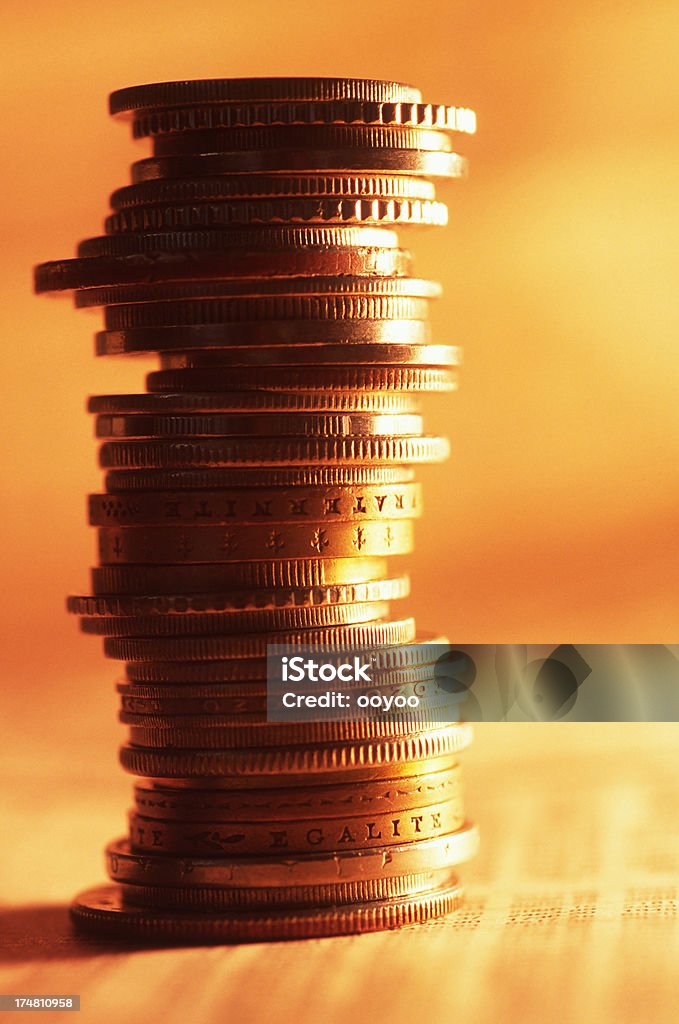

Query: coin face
(36, 75), (478, 942)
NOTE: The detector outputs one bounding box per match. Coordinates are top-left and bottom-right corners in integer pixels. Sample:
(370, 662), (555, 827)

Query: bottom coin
(119, 868), (455, 910)
(70, 879), (463, 942)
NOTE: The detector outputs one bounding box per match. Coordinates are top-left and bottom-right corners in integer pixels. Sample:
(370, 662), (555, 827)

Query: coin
(105, 826), (478, 885)
(80, 601), (390, 635)
(70, 879), (464, 941)
(119, 869), (455, 910)
(77, 275), (441, 308)
(104, 196), (448, 232)
(132, 149), (466, 181)
(149, 125), (456, 158)
(70, 577), (410, 612)
(34, 245), (414, 293)
(132, 765), (463, 820)
(87, 483), (421, 524)
(97, 326), (436, 355)
(118, 724), (472, 778)
(97, 437), (449, 470)
(77, 225), (399, 259)
(96, 521), (414, 562)
(126, 797), (464, 855)
(109, 78), (424, 113)
(109, 176), (438, 210)
(91, 557), (392, 594)
(87, 389), (422, 413)
(102, 293), (432, 327)
(123, 712), (461, 749)
(145, 366), (456, 394)
(105, 618), (418, 660)
(130, 101), (475, 136)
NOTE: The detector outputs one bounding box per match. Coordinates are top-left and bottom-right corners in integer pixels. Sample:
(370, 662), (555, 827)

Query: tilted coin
(70, 576), (410, 612)
(109, 78), (424, 113)
(77, 225), (399, 259)
(34, 245), (413, 293)
(80, 601), (390, 635)
(77, 275), (441, 308)
(87, 483), (421, 525)
(96, 520), (414, 562)
(105, 196), (448, 232)
(105, 826), (478, 885)
(70, 880), (464, 941)
(97, 324), (435, 354)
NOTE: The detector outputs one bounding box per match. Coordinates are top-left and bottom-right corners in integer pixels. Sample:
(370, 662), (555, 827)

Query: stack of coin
(35, 77), (478, 941)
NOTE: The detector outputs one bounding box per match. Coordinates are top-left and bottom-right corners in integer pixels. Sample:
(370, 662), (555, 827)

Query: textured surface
(3, 724), (679, 1023)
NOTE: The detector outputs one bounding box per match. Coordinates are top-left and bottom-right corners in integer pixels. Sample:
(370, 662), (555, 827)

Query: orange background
(1, 2), (678, 800)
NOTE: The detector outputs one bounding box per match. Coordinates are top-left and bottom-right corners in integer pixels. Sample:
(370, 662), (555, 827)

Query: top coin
(109, 79), (422, 115)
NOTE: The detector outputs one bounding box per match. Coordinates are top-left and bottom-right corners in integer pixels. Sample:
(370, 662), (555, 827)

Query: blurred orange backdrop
(1, 0), (678, 765)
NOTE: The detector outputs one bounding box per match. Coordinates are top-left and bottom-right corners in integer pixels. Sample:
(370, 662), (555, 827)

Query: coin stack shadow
(35, 77), (478, 942)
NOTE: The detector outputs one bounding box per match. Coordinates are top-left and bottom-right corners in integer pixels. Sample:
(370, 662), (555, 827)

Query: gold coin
(87, 389), (422, 413)
(105, 617), (418, 660)
(90, 557), (392, 594)
(149, 125), (455, 158)
(109, 79), (424, 113)
(97, 520), (414, 562)
(70, 879), (464, 941)
(133, 150), (466, 181)
(103, 293), (432, 327)
(77, 275), (441, 309)
(119, 868), (455, 910)
(97, 323), (433, 355)
(70, 576), (410, 613)
(123, 711), (461, 749)
(105, 196), (448, 232)
(145, 365), (456, 394)
(87, 483), (421, 525)
(105, 826), (478, 885)
(127, 797), (464, 855)
(130, 100), (475, 136)
(98, 437), (449, 470)
(94, 413), (423, 439)
(119, 723), (472, 778)
(133, 764), (463, 821)
(78, 225), (399, 259)
(80, 601), (389, 635)
(109, 176), (438, 210)
(34, 245), (413, 294)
